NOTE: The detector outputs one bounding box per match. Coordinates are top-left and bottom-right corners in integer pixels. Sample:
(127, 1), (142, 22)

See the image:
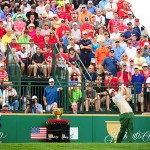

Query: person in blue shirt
(102, 49), (120, 77)
(62, 30), (71, 47)
(112, 40), (125, 62)
(99, 0), (109, 13)
(131, 66), (144, 112)
(24, 96), (43, 114)
(124, 22), (141, 41)
(43, 78), (63, 111)
(86, 1), (97, 15)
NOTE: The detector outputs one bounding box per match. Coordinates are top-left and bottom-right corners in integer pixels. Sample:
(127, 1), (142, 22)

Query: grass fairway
(0, 143), (150, 150)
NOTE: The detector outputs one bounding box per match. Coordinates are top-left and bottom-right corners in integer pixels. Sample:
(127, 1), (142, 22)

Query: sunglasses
(143, 66), (148, 68)
(42, 17), (47, 18)
(123, 56), (127, 57)
(3, 105), (8, 107)
(50, 33), (54, 34)
(115, 41), (120, 43)
(130, 60), (134, 62)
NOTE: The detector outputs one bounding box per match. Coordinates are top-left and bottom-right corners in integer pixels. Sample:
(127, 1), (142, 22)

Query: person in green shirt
(68, 84), (82, 104)
(18, 30), (30, 44)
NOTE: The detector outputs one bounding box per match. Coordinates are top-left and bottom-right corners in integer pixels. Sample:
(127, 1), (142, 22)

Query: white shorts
(132, 94), (144, 103)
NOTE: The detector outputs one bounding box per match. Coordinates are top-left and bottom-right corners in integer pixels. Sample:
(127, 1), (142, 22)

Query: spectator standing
(43, 78), (63, 111)
(131, 66), (144, 112)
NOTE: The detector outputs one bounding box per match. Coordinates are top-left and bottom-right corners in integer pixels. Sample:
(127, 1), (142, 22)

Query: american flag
(30, 127), (47, 140)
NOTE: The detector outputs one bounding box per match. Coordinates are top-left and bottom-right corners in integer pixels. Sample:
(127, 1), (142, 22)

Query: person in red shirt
(56, 19), (71, 39)
(117, 62), (132, 87)
(0, 20), (6, 39)
(48, 30), (57, 45)
(118, 1), (132, 19)
(0, 103), (12, 113)
(80, 17), (94, 39)
(118, 18), (127, 33)
(56, 5), (67, 21)
(0, 62), (8, 84)
(9, 35), (21, 52)
(33, 28), (45, 49)
(139, 34), (150, 47)
(107, 12), (120, 34)
(43, 45), (53, 77)
(105, 72), (119, 92)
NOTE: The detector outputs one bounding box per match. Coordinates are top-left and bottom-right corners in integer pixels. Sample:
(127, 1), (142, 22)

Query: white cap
(109, 89), (115, 95)
(17, 14), (22, 18)
(65, 0), (70, 3)
(72, 22), (77, 25)
(142, 63), (148, 67)
(32, 96), (37, 99)
(0, 62), (4, 67)
(82, 31), (87, 35)
(49, 78), (54, 82)
(134, 65), (139, 69)
(88, 0), (93, 3)
(128, 11), (132, 15)
(3, 103), (8, 107)
(144, 42), (149, 46)
(11, 35), (17, 40)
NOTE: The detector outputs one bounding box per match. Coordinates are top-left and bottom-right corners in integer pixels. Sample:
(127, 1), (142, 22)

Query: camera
(27, 98), (36, 108)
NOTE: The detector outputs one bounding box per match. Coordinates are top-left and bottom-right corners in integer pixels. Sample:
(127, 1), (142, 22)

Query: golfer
(109, 85), (134, 143)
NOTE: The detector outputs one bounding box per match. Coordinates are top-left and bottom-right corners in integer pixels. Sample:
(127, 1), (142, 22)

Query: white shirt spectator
(105, 2), (117, 19)
(125, 47), (137, 60)
(120, 41), (127, 49)
(43, 11), (53, 19)
(20, 4), (31, 15)
(110, 32), (120, 40)
(95, 15), (105, 25)
(71, 29), (81, 41)
(68, 67), (80, 75)
(124, 18), (135, 26)
(36, 5), (45, 17)
(0, 42), (6, 52)
(67, 44), (80, 52)
(26, 44), (37, 56)
(17, 49), (30, 59)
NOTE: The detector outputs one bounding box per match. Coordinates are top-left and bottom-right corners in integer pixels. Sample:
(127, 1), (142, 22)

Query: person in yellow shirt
(134, 47), (146, 71)
(78, 5), (92, 23)
(1, 28), (14, 46)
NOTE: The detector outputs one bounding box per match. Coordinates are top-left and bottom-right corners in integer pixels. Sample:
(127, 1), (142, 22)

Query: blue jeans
(6, 100), (19, 110)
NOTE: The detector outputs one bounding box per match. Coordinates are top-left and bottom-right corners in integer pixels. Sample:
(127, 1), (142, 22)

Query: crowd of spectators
(0, 0), (150, 113)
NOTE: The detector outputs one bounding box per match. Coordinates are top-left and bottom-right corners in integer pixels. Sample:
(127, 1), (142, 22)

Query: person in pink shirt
(27, 23), (36, 38)
(13, 15), (26, 36)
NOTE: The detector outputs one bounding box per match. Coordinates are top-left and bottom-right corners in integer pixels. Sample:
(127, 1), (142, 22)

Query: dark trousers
(79, 52), (91, 68)
(117, 112), (134, 143)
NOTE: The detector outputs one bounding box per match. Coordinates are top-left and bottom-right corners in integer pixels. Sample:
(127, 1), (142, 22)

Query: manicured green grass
(0, 143), (150, 150)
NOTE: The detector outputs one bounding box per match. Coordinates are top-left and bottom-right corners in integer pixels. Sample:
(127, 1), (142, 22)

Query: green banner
(0, 114), (150, 143)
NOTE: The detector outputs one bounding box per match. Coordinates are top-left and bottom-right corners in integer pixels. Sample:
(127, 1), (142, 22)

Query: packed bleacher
(0, 0), (150, 114)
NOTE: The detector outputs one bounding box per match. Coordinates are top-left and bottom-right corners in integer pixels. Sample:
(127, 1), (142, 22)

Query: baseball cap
(109, 89), (115, 95)
(104, 32), (109, 35)
(11, 35), (17, 40)
(32, 96), (37, 99)
(49, 78), (54, 82)
(109, 49), (114, 53)
(17, 14), (22, 18)
(122, 62), (127, 66)
(59, 38), (63, 42)
(85, 17), (88, 21)
(88, 1), (93, 4)
(132, 34), (137, 37)
(142, 63), (148, 67)
(127, 22), (132, 25)
(144, 42), (149, 46)
(120, 33), (125, 37)
(61, 19), (66, 23)
(107, 72), (112, 75)
(72, 22), (77, 25)
(66, 30), (70, 34)
(65, 0), (70, 3)
(143, 34), (148, 37)
(71, 61), (76, 65)
(31, 5), (36, 9)
(82, 31), (87, 35)
(72, 14), (77, 18)
(128, 11), (132, 15)
(70, 36), (74, 40)
(82, 4), (86, 8)
(135, 18), (140, 22)
(129, 58), (134, 62)
(28, 23), (35, 28)
(42, 13), (47, 18)
(2, 103), (8, 107)
(134, 66), (139, 69)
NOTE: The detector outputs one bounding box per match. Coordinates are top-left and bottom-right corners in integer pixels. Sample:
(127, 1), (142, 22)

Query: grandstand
(0, 0), (150, 114)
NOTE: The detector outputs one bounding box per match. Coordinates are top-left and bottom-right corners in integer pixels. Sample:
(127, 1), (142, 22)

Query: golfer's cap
(49, 78), (54, 82)
(32, 96), (37, 99)
(109, 89), (115, 95)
